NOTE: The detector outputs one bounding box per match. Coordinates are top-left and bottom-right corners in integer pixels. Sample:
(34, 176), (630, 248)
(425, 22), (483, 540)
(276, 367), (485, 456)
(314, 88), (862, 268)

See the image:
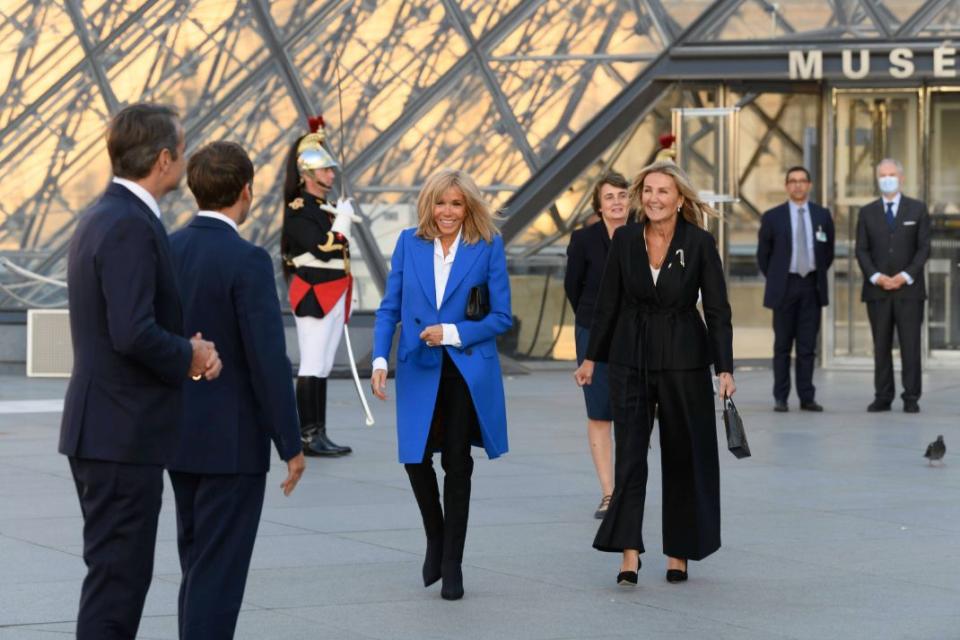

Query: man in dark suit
(856, 158), (931, 413)
(757, 166), (835, 412)
(168, 141), (305, 638)
(59, 104), (222, 640)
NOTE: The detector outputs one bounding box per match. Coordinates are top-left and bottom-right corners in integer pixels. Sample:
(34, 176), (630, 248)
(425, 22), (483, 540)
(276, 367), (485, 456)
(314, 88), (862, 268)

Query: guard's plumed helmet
(297, 116), (339, 174)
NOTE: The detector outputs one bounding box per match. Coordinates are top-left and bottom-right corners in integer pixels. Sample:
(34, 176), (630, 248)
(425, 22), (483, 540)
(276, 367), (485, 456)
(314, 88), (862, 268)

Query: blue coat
(374, 229), (512, 463)
(168, 216), (302, 474)
(60, 182), (193, 464)
(757, 202), (835, 309)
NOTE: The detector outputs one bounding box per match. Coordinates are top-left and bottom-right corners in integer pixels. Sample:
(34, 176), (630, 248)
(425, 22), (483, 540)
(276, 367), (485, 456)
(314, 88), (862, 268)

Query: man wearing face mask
(855, 158), (931, 413)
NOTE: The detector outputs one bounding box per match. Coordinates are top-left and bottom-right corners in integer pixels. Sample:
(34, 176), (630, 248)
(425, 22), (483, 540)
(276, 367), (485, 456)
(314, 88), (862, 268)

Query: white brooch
(675, 249), (685, 268)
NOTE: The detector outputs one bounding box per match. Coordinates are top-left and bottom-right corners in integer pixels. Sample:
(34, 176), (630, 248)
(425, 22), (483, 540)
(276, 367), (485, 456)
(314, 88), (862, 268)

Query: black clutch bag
(722, 395), (751, 459)
(465, 284), (490, 320)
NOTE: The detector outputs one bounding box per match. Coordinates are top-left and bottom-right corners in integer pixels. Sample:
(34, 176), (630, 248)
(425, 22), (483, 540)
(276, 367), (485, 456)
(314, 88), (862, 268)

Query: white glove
(332, 198), (361, 238)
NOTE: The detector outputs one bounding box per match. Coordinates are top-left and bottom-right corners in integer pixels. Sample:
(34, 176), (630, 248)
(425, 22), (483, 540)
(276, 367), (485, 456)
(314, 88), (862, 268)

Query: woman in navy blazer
(371, 168), (511, 601)
(564, 171), (632, 520)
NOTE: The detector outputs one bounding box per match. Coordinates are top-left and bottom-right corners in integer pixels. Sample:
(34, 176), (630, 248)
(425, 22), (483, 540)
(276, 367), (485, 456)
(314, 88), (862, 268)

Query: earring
(677, 205), (682, 213)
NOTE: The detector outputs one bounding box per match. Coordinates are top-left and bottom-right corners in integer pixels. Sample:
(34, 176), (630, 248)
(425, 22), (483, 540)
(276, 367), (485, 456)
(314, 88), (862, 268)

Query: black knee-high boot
(440, 454), (473, 600)
(299, 377), (350, 457)
(405, 459), (444, 587)
(296, 377), (320, 445)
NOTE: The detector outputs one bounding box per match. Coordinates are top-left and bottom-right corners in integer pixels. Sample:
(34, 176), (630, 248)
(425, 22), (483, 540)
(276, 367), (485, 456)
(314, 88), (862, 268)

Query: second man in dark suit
(757, 166), (835, 412)
(60, 104), (222, 640)
(169, 142), (306, 638)
(855, 158), (931, 413)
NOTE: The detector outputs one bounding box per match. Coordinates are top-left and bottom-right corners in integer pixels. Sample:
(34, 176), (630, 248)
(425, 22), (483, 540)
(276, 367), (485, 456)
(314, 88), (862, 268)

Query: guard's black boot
(305, 378), (352, 456)
(297, 377), (346, 457)
(296, 376), (321, 450)
(405, 458), (444, 587)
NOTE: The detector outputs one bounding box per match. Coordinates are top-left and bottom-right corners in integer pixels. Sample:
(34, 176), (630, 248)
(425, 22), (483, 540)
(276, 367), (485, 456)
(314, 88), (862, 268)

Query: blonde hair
(415, 168), (499, 244)
(629, 161), (718, 229)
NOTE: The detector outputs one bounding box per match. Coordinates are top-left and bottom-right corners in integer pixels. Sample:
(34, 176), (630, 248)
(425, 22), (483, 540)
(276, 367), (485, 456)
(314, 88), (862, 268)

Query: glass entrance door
(828, 89), (921, 364)
(926, 89), (960, 360)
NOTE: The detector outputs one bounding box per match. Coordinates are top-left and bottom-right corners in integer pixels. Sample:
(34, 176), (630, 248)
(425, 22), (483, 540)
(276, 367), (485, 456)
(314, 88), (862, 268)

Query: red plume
(658, 133), (676, 149)
(308, 115), (325, 133)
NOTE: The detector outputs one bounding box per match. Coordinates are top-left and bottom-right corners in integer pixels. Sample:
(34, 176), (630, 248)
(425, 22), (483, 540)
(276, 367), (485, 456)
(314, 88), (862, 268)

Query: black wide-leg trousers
(593, 365), (721, 561)
(404, 350), (478, 569)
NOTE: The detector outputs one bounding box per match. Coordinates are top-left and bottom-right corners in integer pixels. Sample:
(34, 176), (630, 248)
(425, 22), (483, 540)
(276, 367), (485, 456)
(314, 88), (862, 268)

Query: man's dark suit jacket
(756, 202), (835, 310)
(59, 182), (192, 464)
(855, 195), (931, 302)
(565, 220), (614, 329)
(169, 216), (302, 474)
(585, 216), (733, 374)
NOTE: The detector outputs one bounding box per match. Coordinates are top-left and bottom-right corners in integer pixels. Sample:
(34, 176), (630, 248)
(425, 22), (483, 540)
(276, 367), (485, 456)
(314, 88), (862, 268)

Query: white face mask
(878, 175), (900, 194)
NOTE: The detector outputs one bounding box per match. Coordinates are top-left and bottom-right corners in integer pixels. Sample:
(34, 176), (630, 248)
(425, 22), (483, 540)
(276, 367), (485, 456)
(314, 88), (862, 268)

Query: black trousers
(867, 298), (923, 403)
(69, 457), (164, 640)
(169, 471), (266, 640)
(404, 351), (477, 569)
(593, 365), (721, 561)
(772, 273), (822, 403)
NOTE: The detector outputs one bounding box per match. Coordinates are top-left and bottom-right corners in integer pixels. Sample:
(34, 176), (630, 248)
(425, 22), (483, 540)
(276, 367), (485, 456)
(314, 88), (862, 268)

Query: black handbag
(722, 395), (751, 459)
(465, 284), (490, 320)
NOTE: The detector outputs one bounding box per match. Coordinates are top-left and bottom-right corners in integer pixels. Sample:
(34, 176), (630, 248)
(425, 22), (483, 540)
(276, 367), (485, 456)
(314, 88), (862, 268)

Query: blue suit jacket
(757, 202), (835, 309)
(59, 182), (193, 464)
(168, 216), (302, 474)
(373, 229), (512, 463)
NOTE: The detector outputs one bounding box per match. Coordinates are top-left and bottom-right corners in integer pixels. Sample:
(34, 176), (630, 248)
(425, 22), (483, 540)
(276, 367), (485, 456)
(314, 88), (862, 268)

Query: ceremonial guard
(281, 117), (357, 456)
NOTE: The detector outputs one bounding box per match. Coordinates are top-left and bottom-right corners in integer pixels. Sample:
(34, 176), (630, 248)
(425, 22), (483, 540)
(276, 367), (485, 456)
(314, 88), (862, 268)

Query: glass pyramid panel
(701, 0), (880, 40)
(916, 0), (960, 36)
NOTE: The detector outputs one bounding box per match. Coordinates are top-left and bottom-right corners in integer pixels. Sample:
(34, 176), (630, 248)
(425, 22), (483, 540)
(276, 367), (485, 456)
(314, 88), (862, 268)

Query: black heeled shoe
(616, 558), (641, 586)
(666, 561), (688, 583)
(423, 538), (442, 587)
(441, 563), (464, 600)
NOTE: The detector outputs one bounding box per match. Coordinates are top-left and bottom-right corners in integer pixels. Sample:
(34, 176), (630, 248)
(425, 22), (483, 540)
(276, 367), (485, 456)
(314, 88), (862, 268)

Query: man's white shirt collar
(882, 192), (902, 209)
(197, 210), (239, 232)
(112, 177), (161, 219)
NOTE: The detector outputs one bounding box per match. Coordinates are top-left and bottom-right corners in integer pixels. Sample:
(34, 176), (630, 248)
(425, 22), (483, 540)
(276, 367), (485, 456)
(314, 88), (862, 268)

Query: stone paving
(1, 365), (958, 639)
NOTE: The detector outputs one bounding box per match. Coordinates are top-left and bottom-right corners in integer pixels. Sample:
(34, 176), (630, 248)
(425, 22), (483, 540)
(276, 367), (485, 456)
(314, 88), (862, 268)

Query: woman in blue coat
(371, 168), (511, 601)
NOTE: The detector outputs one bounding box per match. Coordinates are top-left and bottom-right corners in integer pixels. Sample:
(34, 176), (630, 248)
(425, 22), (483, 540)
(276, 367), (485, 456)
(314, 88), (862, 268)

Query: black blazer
(855, 195), (931, 302)
(565, 220), (612, 328)
(585, 217), (733, 373)
(169, 216), (303, 474)
(756, 201), (835, 309)
(59, 182), (193, 464)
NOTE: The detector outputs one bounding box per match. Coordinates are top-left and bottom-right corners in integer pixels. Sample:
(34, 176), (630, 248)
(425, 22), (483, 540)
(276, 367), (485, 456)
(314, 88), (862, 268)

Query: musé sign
(789, 45), (960, 80)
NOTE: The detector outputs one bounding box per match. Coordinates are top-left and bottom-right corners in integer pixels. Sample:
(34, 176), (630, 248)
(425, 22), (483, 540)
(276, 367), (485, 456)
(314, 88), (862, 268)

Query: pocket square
(903, 220), (917, 226)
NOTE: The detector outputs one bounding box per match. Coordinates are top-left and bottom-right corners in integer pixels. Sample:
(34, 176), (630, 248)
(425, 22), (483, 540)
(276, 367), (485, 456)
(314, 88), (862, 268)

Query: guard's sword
(334, 59), (374, 426)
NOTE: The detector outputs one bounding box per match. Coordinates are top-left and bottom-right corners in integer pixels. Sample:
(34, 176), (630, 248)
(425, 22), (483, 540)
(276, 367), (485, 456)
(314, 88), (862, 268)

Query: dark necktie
(885, 201), (895, 231)
(795, 207), (811, 276)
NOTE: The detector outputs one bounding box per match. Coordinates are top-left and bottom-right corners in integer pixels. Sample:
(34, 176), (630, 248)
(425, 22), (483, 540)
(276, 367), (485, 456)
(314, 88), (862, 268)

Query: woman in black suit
(574, 161), (735, 585)
(564, 172), (631, 519)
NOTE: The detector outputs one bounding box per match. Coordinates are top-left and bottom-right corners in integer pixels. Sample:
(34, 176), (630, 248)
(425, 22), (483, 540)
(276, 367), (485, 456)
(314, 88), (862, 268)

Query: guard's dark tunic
(282, 191), (352, 320)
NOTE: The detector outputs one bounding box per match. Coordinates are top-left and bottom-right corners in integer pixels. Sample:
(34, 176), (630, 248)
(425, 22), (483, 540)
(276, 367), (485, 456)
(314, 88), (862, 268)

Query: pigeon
(924, 435), (946, 466)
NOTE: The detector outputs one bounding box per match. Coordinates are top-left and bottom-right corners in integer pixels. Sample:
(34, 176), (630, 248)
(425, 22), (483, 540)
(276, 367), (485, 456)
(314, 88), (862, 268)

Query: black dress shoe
(304, 428), (352, 456)
(903, 400), (920, 414)
(774, 400), (789, 412)
(441, 563), (464, 600)
(616, 559), (641, 586)
(423, 538), (442, 587)
(666, 568), (688, 583)
(867, 400), (892, 412)
(800, 401), (824, 412)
